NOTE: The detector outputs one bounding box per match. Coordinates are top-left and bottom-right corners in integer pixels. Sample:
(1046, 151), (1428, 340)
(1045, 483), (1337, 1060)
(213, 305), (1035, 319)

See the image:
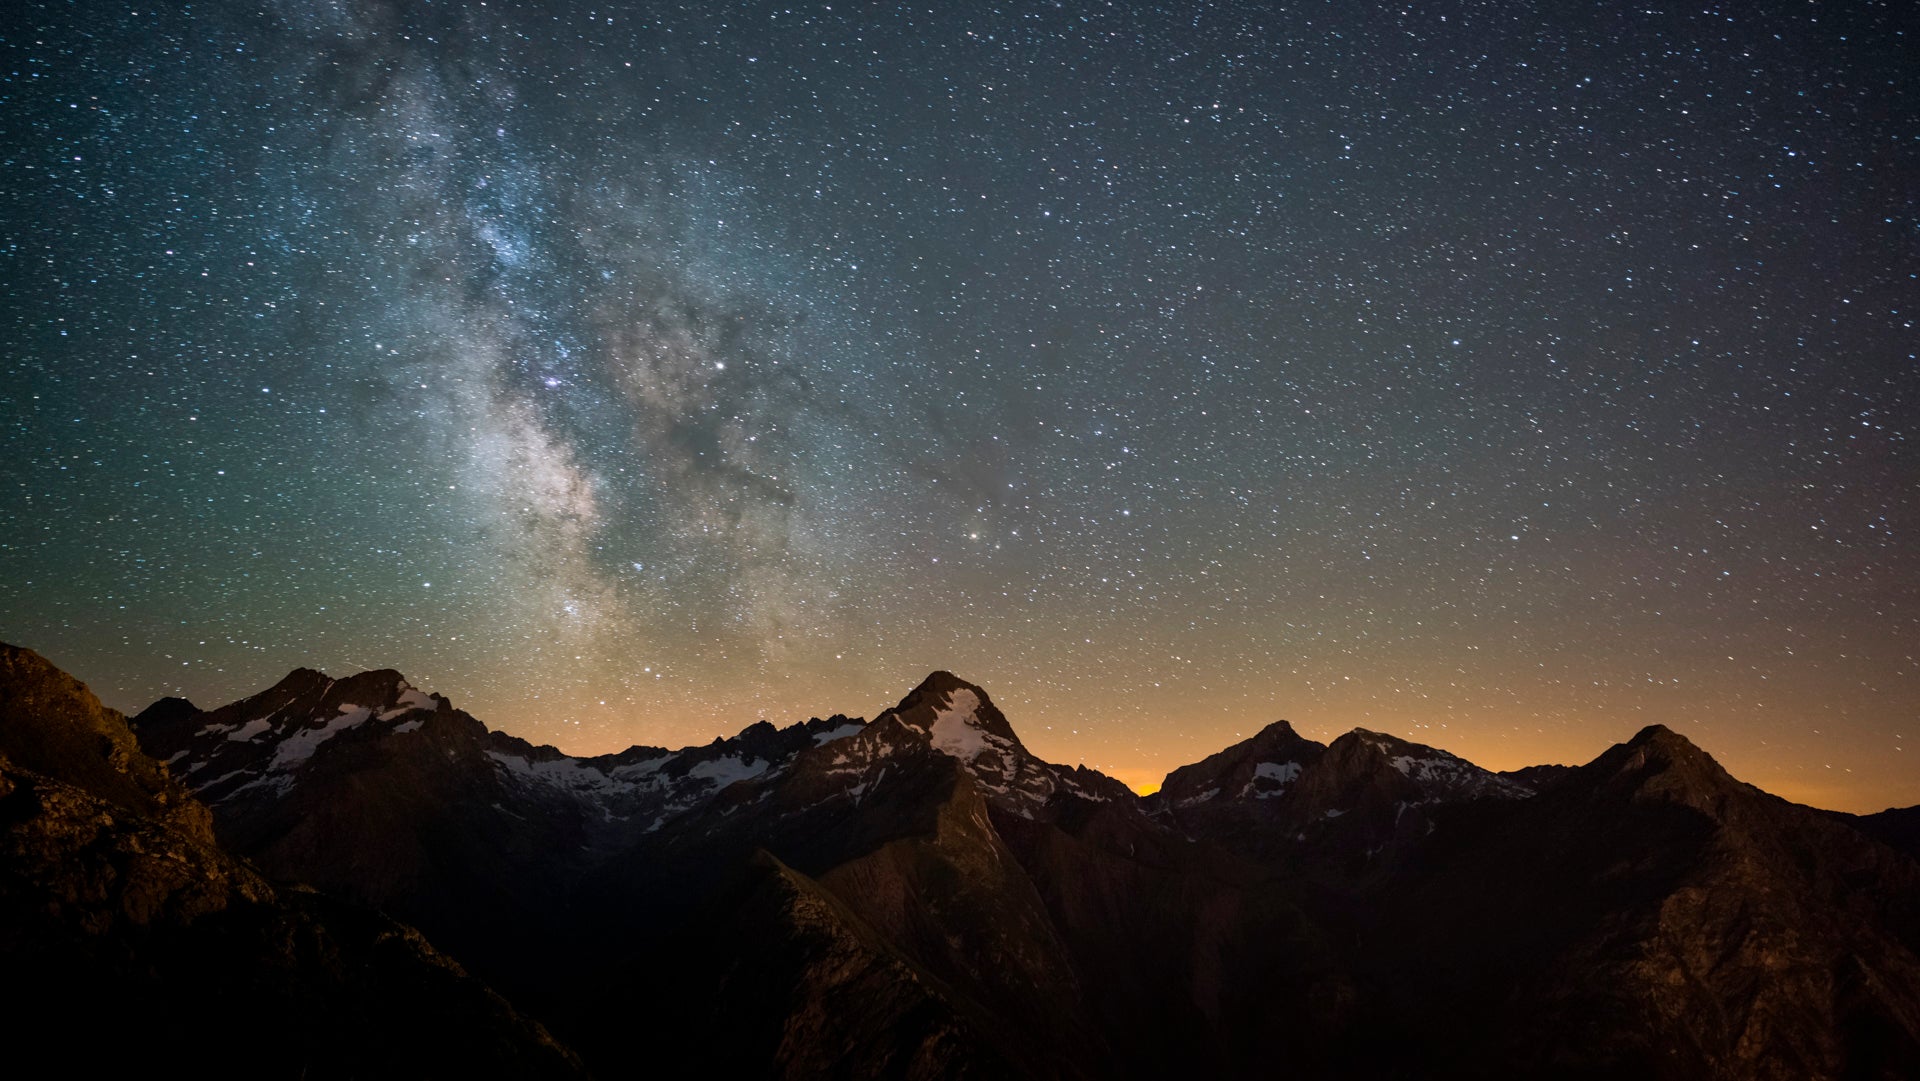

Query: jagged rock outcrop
(0, 643), (584, 1077)
(1370, 725), (1920, 1079)
(875, 671), (1137, 814)
(1151, 720), (1530, 873)
(1156, 718), (1326, 809)
(94, 655), (1920, 1080)
(129, 664), (867, 997)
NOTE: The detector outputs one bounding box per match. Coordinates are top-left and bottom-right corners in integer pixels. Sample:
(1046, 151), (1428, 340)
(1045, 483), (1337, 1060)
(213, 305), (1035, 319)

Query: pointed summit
(1154, 719), (1535, 870)
(259, 666), (334, 700)
(899, 670), (975, 703)
(880, 671), (1026, 751)
(130, 664), (448, 804)
(1582, 723), (1743, 812)
(1157, 719), (1326, 808)
(278, 665), (331, 684)
(1245, 718), (1312, 749)
(1292, 728), (1529, 810)
(1626, 722), (1703, 755)
(862, 671), (1127, 815)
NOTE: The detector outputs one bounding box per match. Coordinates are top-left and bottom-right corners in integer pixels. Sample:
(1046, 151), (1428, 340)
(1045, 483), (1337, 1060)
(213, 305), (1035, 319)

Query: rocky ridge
(0, 643), (584, 1077)
(7, 644), (1918, 1079)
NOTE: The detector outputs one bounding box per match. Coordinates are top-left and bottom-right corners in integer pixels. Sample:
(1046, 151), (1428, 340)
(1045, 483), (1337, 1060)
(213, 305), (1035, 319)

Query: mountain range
(4, 640), (1917, 1078)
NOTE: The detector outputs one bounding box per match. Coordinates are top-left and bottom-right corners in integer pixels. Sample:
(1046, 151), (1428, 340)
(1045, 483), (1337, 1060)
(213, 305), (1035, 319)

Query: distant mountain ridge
(4, 642), (1917, 1079)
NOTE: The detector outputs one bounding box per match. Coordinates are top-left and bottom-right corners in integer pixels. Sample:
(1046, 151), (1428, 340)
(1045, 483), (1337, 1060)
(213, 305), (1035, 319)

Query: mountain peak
(1341, 727), (1416, 752)
(267, 666), (334, 694)
(1251, 718), (1306, 744)
(1627, 723), (1695, 753)
(1617, 724), (1721, 771)
(882, 672), (1023, 749)
(1325, 727), (1396, 758)
(1313, 727), (1530, 803)
(865, 672), (1126, 814)
(1584, 723), (1742, 811)
(897, 670), (983, 707)
(255, 666), (429, 708)
(130, 665), (451, 805)
(1156, 719), (1327, 808)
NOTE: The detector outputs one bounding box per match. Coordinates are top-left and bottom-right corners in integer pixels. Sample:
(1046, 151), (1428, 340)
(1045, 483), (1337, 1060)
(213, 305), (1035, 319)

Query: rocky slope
(1368, 725), (1920, 1079)
(0, 643), (584, 1077)
(1150, 721), (1532, 874)
(41, 649), (1916, 1080)
(131, 665), (863, 998)
(1841, 804), (1920, 861)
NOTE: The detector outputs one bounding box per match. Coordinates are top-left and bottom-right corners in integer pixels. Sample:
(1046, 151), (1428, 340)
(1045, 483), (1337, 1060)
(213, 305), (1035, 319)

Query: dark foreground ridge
(0, 644), (583, 1077)
(6, 641), (1919, 1079)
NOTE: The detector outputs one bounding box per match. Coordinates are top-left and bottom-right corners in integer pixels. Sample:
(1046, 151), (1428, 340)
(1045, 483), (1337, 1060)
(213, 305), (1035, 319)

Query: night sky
(3, 1), (1914, 810)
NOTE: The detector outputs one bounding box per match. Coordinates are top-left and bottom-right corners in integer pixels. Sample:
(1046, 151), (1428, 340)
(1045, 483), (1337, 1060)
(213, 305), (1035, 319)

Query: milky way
(3, 1), (1914, 809)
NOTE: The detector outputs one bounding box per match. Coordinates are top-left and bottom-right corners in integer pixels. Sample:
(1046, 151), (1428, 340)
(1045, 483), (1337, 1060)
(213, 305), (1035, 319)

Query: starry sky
(3, 1), (1915, 811)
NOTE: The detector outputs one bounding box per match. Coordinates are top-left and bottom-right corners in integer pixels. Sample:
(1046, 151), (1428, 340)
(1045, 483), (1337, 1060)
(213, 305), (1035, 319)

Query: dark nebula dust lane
(2, 0), (1914, 809)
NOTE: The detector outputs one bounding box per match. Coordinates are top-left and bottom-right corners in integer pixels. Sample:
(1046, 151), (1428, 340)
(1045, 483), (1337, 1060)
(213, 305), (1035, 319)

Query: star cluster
(2, 1), (1913, 809)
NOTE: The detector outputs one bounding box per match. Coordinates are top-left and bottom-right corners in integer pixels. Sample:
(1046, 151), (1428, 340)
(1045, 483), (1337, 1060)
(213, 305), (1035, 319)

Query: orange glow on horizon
(1103, 767), (1165, 797)
(103, 652), (1916, 818)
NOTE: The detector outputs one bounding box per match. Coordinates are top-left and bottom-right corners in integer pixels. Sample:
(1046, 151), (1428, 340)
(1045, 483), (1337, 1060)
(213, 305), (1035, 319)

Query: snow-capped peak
(928, 687), (1014, 763)
(869, 672), (1128, 816)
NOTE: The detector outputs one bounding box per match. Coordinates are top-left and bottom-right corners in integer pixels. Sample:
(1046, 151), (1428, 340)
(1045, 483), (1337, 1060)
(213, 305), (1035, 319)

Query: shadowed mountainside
(0, 643), (584, 1077)
(6, 642), (1917, 1079)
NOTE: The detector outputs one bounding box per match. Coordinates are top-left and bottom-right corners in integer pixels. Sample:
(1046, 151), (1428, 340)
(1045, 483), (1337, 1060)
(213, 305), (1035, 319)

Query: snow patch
(1387, 751), (1528, 799)
(687, 755), (769, 789)
(1255, 760), (1302, 783)
(813, 722), (865, 746)
(609, 755), (670, 781)
(928, 688), (992, 761)
(489, 752), (619, 792)
(268, 706), (373, 770)
(195, 766), (255, 792)
(378, 686), (437, 720)
(1248, 760), (1301, 797)
(225, 718), (272, 742)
